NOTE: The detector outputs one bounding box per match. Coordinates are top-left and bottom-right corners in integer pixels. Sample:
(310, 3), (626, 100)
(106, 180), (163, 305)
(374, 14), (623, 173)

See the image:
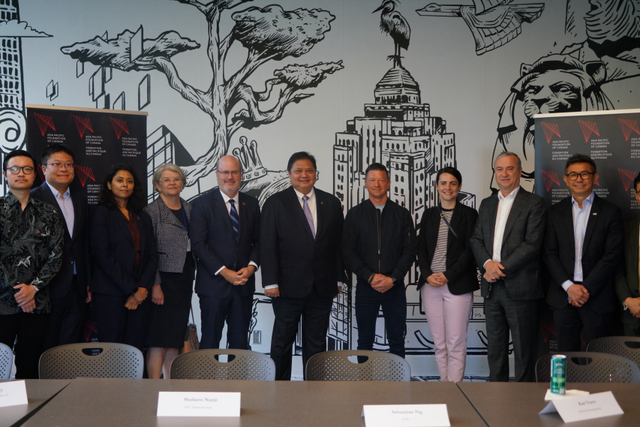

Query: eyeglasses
(217, 170), (240, 177)
(565, 171), (595, 181)
(47, 162), (74, 170)
(5, 166), (34, 175)
(158, 178), (183, 184)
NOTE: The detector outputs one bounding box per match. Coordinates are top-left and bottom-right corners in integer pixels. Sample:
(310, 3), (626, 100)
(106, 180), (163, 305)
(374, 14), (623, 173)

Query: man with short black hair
(342, 163), (415, 358)
(31, 144), (90, 348)
(0, 149), (64, 378)
(545, 153), (624, 350)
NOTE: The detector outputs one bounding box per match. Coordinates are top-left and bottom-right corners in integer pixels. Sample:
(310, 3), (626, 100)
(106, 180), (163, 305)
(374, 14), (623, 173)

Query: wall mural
(1, 0), (639, 378)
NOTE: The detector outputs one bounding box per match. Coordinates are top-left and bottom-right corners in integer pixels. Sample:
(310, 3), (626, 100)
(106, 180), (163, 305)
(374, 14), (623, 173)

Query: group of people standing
(0, 145), (635, 383)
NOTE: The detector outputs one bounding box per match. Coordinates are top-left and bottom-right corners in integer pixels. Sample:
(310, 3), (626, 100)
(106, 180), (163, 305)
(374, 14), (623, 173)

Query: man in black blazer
(260, 152), (345, 380)
(616, 172), (640, 337)
(191, 155), (260, 349)
(31, 145), (90, 348)
(470, 152), (546, 382)
(545, 154), (623, 350)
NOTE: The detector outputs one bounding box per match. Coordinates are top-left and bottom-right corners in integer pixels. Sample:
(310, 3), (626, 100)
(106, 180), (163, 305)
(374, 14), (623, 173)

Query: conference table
(19, 378), (486, 426)
(458, 382), (640, 427)
(0, 380), (70, 427)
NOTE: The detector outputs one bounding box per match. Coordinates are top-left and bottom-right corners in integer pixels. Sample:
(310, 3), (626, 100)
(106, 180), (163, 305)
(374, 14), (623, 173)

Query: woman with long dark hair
(89, 164), (157, 349)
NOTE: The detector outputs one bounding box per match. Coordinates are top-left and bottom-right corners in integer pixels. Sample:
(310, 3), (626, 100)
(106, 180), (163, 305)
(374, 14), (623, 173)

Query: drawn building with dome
(331, 63), (478, 354)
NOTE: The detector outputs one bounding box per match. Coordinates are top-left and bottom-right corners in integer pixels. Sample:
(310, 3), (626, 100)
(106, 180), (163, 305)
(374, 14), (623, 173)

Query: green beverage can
(551, 354), (566, 395)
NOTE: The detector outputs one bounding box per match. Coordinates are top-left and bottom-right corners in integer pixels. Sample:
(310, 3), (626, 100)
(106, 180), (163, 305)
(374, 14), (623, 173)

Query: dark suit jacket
(89, 206), (158, 296)
(417, 203), (479, 295)
(470, 187), (546, 300)
(190, 189), (260, 298)
(260, 186), (345, 299)
(30, 182), (90, 300)
(545, 194), (624, 313)
(616, 217), (640, 305)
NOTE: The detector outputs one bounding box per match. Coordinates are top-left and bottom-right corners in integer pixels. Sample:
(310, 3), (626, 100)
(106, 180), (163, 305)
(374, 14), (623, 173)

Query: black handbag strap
(438, 206), (461, 242)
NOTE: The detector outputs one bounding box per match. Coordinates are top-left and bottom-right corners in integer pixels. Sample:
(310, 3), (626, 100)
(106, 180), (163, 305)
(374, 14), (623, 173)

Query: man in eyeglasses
(0, 149), (64, 378)
(31, 145), (90, 348)
(544, 153), (624, 351)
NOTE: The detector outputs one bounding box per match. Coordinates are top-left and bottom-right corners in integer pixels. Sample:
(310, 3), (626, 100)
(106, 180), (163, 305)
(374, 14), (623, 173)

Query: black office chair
(39, 342), (144, 379)
(586, 336), (640, 368)
(170, 349), (276, 380)
(305, 350), (411, 381)
(535, 352), (640, 383)
(0, 342), (13, 380)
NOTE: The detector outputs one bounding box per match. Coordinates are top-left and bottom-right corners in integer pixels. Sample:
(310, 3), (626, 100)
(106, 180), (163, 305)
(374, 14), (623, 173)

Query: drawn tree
(60, 1), (343, 184)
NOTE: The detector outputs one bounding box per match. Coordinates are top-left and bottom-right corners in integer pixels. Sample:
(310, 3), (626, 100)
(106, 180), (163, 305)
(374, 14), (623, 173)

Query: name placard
(0, 380), (28, 408)
(156, 391), (240, 417)
(362, 404), (450, 427)
(539, 391), (623, 422)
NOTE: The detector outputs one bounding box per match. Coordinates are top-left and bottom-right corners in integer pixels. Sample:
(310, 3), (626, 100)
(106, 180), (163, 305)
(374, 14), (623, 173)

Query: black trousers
(0, 312), (50, 379)
(91, 292), (150, 350)
(199, 287), (253, 350)
(46, 276), (86, 349)
(270, 288), (333, 380)
(554, 303), (615, 351)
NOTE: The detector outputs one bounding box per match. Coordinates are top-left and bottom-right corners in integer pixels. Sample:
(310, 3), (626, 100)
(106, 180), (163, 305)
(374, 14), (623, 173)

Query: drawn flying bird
(373, 0), (411, 67)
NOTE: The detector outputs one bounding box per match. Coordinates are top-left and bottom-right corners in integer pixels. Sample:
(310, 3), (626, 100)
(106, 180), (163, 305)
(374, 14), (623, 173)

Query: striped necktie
(229, 199), (239, 240)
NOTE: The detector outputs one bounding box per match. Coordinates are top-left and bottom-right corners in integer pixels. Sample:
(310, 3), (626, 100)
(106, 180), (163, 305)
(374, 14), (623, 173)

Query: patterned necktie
(302, 195), (315, 239)
(229, 199), (239, 240)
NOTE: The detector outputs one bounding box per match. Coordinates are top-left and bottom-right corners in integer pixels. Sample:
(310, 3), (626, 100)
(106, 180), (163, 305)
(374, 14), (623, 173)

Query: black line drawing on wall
(60, 1), (343, 198)
(0, 1), (52, 193)
(333, 1), (484, 357)
(416, 1), (545, 55)
(490, 0), (640, 193)
(374, 0), (411, 66)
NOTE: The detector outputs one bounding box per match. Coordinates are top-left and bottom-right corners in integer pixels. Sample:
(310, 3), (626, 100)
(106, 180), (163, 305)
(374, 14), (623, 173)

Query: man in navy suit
(260, 151), (345, 380)
(191, 155), (260, 349)
(31, 145), (90, 348)
(545, 153), (623, 351)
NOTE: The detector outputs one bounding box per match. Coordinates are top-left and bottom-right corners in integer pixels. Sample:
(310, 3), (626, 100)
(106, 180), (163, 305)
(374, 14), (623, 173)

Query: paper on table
(0, 380), (28, 408)
(362, 404), (450, 427)
(540, 391), (623, 423)
(157, 391), (241, 417)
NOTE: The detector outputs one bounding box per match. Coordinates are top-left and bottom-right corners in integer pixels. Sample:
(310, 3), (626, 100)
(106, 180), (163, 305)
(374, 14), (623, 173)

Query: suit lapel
(40, 184), (72, 241)
(113, 210), (132, 244)
(562, 198), (575, 253)
(501, 190), (526, 244)
(286, 187), (314, 240)
(315, 190), (325, 239)
(213, 189), (235, 237)
(583, 195), (601, 252)
(447, 205), (461, 251)
(70, 193), (83, 242)
(486, 195), (498, 248)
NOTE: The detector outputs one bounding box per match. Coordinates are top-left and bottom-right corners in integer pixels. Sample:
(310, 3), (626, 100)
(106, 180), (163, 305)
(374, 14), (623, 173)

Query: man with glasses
(544, 153), (624, 351)
(31, 145), (90, 348)
(190, 155), (260, 349)
(0, 150), (64, 378)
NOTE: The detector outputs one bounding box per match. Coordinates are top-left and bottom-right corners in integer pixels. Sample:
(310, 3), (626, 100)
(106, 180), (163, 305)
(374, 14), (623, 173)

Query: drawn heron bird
(373, 0), (411, 66)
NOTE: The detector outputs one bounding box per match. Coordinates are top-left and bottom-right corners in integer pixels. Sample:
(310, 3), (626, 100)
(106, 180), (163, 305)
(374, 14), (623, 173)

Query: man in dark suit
(616, 172), (640, 337)
(31, 145), (90, 348)
(191, 155), (260, 349)
(470, 151), (546, 382)
(260, 151), (345, 380)
(545, 154), (623, 350)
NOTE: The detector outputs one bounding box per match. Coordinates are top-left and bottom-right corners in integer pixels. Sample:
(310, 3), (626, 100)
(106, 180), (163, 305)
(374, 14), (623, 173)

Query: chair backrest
(0, 342), (13, 380)
(305, 350), (411, 381)
(39, 342), (144, 379)
(586, 336), (640, 367)
(170, 349), (275, 380)
(535, 352), (640, 383)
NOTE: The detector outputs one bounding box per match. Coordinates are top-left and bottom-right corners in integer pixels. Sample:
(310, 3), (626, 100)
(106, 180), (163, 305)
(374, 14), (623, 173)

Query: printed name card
(539, 391), (623, 423)
(0, 380), (28, 408)
(362, 404), (450, 427)
(156, 391), (240, 417)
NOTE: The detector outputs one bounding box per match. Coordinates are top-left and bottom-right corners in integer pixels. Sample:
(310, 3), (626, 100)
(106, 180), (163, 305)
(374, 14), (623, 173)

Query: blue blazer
(31, 182), (90, 300)
(89, 206), (158, 296)
(260, 186), (345, 299)
(190, 189), (260, 298)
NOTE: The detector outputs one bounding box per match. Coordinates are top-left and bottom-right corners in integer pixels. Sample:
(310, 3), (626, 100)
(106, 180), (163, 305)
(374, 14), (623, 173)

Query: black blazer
(417, 203), (478, 295)
(544, 194), (624, 313)
(615, 217), (640, 304)
(260, 186), (345, 299)
(190, 189), (260, 298)
(470, 187), (546, 300)
(30, 182), (90, 300)
(89, 206), (158, 296)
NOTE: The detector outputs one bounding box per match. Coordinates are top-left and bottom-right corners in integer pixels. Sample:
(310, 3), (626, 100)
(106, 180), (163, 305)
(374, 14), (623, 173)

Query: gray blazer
(470, 187), (546, 300)
(144, 197), (193, 284)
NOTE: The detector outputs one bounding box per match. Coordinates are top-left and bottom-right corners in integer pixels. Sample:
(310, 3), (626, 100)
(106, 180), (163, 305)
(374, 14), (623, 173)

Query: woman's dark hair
(98, 163), (146, 212)
(435, 167), (462, 185)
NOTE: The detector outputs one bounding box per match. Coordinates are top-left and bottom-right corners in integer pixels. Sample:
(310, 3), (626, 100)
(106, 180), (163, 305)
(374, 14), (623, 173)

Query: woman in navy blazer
(417, 167), (478, 382)
(90, 164), (157, 350)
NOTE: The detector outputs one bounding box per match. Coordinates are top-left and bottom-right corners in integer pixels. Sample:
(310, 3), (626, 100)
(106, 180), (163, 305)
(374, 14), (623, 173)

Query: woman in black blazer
(417, 167), (478, 382)
(90, 164), (157, 350)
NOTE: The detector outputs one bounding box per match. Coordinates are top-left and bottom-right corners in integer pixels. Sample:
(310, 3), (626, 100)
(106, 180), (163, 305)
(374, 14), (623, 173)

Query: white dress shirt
(561, 191), (594, 292)
(486, 186), (520, 266)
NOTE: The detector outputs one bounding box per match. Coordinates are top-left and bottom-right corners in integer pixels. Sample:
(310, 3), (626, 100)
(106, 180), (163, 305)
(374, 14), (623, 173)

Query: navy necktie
(229, 199), (239, 240)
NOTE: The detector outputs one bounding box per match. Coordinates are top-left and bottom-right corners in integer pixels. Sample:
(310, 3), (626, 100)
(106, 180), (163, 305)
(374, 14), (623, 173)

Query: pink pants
(421, 284), (473, 382)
